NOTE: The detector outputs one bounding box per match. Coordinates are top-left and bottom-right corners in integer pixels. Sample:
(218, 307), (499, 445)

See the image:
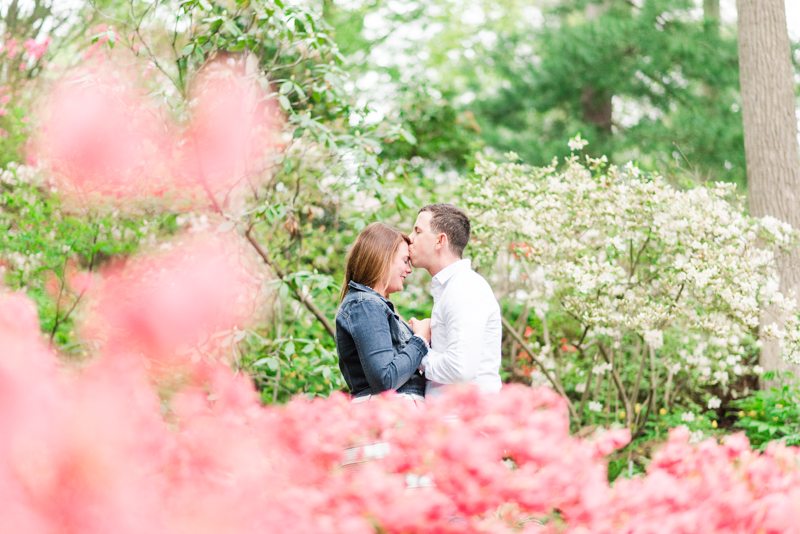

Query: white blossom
(592, 362), (613, 375)
(568, 133), (589, 152)
(588, 401), (603, 413)
(644, 330), (664, 350)
(707, 397), (721, 409)
(681, 412), (696, 423)
(466, 151), (800, 383)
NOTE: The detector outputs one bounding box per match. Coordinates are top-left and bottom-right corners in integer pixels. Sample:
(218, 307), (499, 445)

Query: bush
(729, 373), (800, 450)
(4, 276), (800, 533)
(463, 138), (797, 434)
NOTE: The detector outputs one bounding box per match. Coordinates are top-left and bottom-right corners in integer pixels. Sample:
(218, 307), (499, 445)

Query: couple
(335, 203), (502, 404)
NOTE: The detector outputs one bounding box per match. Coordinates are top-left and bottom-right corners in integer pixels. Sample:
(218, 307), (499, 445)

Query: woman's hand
(408, 317), (431, 345)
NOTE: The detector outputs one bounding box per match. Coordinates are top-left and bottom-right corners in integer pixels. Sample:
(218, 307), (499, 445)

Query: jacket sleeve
(345, 299), (427, 393)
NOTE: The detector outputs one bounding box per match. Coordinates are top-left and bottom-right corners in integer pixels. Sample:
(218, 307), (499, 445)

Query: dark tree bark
(581, 2), (614, 132)
(737, 0), (800, 383)
(581, 86), (613, 132)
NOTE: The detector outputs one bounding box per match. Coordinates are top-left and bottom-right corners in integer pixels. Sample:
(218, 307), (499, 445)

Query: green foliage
(0, 163), (177, 352)
(94, 0), (444, 400)
(6, 0), (799, 422)
(331, 0), (753, 185)
(729, 373), (800, 450)
(606, 404), (720, 482)
(477, 0), (745, 182)
(242, 332), (345, 403)
(0, 107), (31, 169)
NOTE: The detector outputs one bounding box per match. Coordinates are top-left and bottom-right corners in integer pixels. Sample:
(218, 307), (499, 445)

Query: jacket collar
(347, 281), (393, 307)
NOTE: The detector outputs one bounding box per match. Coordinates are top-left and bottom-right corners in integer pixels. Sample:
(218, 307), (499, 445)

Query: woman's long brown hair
(339, 223), (410, 304)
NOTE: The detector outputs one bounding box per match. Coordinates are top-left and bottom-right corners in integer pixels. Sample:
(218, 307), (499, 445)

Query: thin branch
(48, 259), (68, 347)
(630, 235), (651, 278)
(245, 225), (335, 339)
(597, 343), (632, 423)
(49, 248), (95, 348)
(628, 337), (647, 426)
(632, 391), (652, 440)
(574, 323), (591, 350)
(502, 315), (580, 422)
(578, 350), (596, 418)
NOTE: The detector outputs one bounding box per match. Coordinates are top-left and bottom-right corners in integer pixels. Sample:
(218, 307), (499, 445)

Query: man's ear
(435, 233), (448, 251)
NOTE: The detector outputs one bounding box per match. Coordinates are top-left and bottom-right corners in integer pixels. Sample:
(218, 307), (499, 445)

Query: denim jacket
(336, 281), (427, 398)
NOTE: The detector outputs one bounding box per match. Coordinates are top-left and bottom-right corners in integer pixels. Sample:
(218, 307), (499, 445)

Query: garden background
(2, 0), (800, 531)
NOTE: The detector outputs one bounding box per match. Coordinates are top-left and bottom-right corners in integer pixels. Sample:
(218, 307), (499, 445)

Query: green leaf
(280, 81), (294, 94)
(181, 44), (195, 57)
(399, 127), (417, 145)
(284, 341), (296, 357)
(278, 95), (292, 111)
(254, 357), (279, 371)
(399, 194), (417, 209)
(223, 20), (243, 36)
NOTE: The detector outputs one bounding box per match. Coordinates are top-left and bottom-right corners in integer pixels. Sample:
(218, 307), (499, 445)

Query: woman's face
(382, 242), (412, 296)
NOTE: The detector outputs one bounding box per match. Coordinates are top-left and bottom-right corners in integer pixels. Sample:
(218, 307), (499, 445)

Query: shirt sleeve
(422, 284), (491, 385)
(345, 299), (427, 393)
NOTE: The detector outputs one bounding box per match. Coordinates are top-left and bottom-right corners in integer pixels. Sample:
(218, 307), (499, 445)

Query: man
(408, 203), (502, 395)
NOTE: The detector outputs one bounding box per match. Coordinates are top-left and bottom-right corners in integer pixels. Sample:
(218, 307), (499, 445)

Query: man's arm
(422, 287), (490, 384)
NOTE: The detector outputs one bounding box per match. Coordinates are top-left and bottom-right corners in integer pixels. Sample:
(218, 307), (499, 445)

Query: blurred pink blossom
(2, 281), (800, 534)
(38, 60), (275, 206)
(24, 36), (51, 60)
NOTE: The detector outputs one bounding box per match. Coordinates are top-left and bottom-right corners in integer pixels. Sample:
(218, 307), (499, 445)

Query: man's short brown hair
(419, 203), (471, 257)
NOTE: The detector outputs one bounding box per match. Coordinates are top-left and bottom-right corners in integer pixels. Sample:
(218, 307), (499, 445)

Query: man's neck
(428, 256), (462, 278)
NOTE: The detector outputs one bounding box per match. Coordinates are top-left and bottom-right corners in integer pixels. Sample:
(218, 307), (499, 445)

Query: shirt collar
(432, 258), (471, 287)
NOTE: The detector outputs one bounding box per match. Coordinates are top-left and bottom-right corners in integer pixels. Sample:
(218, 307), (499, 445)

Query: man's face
(409, 211), (437, 270)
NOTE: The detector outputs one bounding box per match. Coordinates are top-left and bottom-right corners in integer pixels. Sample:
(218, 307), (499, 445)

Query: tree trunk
(704, 0), (720, 37)
(581, 85), (613, 132)
(581, 2), (614, 133)
(703, 0), (720, 24)
(738, 0), (800, 385)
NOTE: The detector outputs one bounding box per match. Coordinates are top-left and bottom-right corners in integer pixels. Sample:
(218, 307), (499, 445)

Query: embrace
(335, 203), (502, 405)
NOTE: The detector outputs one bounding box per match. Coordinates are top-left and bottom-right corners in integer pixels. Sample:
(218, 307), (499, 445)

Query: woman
(336, 223), (430, 403)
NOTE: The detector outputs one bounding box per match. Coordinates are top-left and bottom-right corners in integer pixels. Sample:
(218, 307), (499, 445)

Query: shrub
(464, 138), (797, 433)
(729, 373), (800, 450)
(3, 276), (800, 533)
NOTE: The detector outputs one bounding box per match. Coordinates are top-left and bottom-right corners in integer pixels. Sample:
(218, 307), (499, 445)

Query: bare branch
(502, 315), (579, 422)
(245, 225), (335, 339)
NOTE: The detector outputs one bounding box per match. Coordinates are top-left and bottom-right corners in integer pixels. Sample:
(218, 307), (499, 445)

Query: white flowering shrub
(464, 139), (800, 432)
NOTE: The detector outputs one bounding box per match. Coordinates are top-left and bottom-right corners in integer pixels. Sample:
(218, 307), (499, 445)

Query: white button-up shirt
(421, 258), (503, 395)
